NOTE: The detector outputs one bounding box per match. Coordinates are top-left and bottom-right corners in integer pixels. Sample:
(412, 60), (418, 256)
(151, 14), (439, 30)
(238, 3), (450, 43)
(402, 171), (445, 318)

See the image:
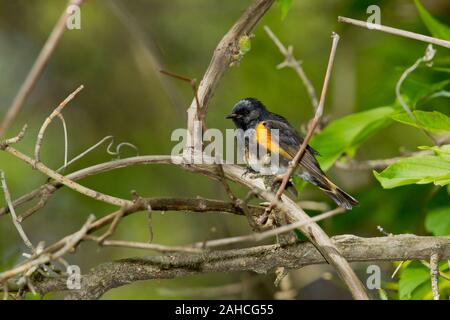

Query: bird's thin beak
(226, 113), (237, 119)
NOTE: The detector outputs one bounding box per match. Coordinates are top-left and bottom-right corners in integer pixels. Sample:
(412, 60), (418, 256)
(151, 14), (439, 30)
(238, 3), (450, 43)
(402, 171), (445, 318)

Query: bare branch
(3, 145), (132, 207)
(0, 125), (28, 150)
(0, 0), (85, 137)
(265, 33), (340, 215)
(430, 252), (440, 300)
(37, 234), (450, 300)
(264, 26), (318, 110)
(0, 171), (34, 252)
(184, 0), (275, 155)
(337, 16), (450, 49)
(194, 207), (344, 249)
(34, 85), (84, 163)
(395, 45), (437, 144)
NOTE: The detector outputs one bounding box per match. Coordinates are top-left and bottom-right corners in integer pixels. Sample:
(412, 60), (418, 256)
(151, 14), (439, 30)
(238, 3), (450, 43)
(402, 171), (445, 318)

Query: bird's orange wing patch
(255, 122), (292, 160)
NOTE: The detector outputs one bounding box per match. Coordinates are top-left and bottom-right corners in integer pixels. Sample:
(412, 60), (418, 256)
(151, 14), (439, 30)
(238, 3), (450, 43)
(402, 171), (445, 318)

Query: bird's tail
(321, 183), (359, 210)
(300, 171), (359, 209)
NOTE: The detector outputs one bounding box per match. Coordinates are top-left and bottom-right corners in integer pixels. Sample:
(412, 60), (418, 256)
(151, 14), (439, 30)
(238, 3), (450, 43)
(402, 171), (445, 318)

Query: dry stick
(51, 215), (96, 258)
(0, 153), (368, 298)
(0, 171), (34, 252)
(430, 252), (440, 300)
(337, 16), (450, 49)
(34, 85), (84, 163)
(60, 235), (450, 300)
(0, 0), (85, 137)
(0, 197), (259, 283)
(85, 236), (204, 254)
(395, 45), (437, 145)
(194, 207), (344, 249)
(4, 145), (132, 207)
(184, 0), (275, 155)
(16, 136), (116, 221)
(219, 164), (369, 300)
(264, 26), (318, 110)
(57, 114), (69, 170)
(160, 69), (236, 202)
(56, 135), (114, 172)
(0, 124), (28, 149)
(265, 33), (340, 216)
(421, 260), (450, 282)
(96, 206), (127, 244)
(159, 70), (206, 132)
(0, 215), (95, 283)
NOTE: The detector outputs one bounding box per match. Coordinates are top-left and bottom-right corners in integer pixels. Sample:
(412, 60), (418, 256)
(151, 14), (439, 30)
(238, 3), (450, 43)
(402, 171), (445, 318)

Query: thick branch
(184, 0), (275, 153)
(29, 235), (449, 300)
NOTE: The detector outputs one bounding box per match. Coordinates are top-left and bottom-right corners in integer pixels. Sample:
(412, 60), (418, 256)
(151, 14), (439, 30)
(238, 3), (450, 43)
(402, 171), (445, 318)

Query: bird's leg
(241, 166), (257, 178)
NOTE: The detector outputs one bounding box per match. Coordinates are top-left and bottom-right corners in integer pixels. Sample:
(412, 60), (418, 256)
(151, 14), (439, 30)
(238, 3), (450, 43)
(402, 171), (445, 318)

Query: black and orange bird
(226, 98), (358, 210)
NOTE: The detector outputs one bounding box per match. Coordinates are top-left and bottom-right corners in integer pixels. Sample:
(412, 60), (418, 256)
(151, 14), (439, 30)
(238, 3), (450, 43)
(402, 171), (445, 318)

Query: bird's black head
(226, 98), (267, 130)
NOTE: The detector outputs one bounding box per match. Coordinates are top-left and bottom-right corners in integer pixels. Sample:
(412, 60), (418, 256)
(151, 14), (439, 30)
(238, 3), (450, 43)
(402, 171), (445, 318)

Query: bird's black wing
(262, 119), (319, 157)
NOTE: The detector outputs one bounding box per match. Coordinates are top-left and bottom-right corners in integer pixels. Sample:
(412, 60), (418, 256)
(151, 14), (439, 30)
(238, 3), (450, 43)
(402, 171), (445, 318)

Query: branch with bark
(7, 235), (447, 300)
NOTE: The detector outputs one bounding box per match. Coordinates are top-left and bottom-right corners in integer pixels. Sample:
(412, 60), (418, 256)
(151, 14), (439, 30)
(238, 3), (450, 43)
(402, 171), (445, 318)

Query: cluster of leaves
(306, 1), (449, 300)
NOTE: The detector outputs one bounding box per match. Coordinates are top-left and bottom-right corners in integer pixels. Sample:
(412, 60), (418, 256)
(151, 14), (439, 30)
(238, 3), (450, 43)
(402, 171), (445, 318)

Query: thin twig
(421, 260), (450, 282)
(216, 164), (238, 203)
(195, 207), (344, 248)
(84, 236), (204, 254)
(184, 0), (275, 155)
(265, 32), (340, 215)
(264, 26), (318, 110)
(337, 16), (450, 49)
(34, 85), (84, 163)
(0, 124), (28, 150)
(5, 145), (132, 207)
(0, 215), (95, 283)
(429, 252), (440, 300)
(96, 206), (127, 244)
(395, 45), (437, 144)
(56, 135), (114, 172)
(0, 171), (34, 252)
(0, 0), (85, 137)
(57, 114), (69, 171)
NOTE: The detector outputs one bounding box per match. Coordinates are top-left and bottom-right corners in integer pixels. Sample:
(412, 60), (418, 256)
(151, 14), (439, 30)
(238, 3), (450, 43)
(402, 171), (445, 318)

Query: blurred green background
(0, 0), (449, 299)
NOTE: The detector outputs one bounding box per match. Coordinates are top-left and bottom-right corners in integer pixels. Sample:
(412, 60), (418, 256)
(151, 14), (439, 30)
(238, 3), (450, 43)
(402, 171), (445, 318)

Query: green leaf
(279, 0), (294, 20)
(425, 207), (450, 236)
(374, 153), (450, 189)
(419, 144), (450, 160)
(390, 110), (450, 134)
(399, 261), (430, 300)
(310, 106), (395, 171)
(415, 0), (450, 40)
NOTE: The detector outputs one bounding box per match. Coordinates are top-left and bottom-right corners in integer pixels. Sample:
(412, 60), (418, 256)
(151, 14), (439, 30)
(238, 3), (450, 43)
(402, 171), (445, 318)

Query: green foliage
(278, 0), (294, 20)
(425, 206), (450, 236)
(390, 110), (450, 134)
(374, 146), (450, 189)
(399, 261), (450, 300)
(415, 0), (450, 41)
(399, 261), (430, 300)
(310, 106), (395, 170)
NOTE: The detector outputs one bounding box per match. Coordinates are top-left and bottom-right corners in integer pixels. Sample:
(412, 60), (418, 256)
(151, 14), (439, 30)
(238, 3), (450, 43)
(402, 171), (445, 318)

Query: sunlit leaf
(399, 261), (430, 300)
(310, 106), (395, 170)
(415, 0), (450, 40)
(374, 154), (450, 189)
(390, 110), (450, 134)
(425, 207), (450, 236)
